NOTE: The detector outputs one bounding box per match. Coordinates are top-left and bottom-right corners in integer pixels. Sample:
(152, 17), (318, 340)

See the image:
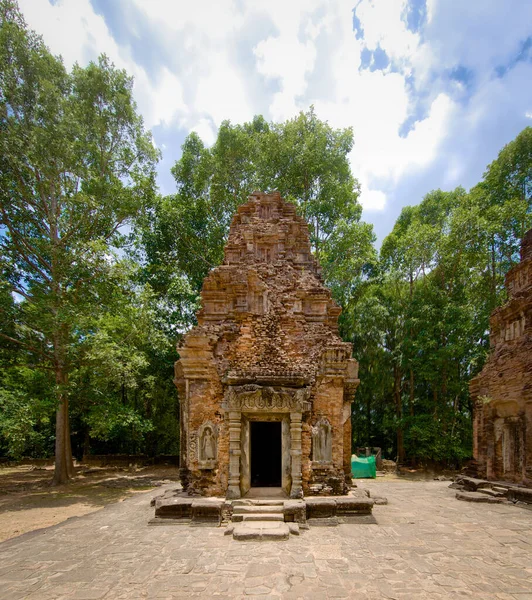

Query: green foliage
(348, 130), (531, 465)
(0, 368), (55, 458)
(0, 0), (160, 476)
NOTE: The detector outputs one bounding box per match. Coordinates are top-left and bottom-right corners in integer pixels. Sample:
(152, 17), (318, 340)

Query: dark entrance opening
(250, 421), (282, 487)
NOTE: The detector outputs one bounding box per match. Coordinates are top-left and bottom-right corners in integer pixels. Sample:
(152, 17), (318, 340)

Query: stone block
(458, 477), (492, 492)
(335, 496), (374, 515)
(154, 496), (193, 519)
(190, 498), (224, 525)
(307, 517), (338, 526)
(372, 496), (388, 505)
(507, 487), (532, 504)
(283, 499), (306, 525)
(305, 498), (336, 519)
(455, 491), (505, 503)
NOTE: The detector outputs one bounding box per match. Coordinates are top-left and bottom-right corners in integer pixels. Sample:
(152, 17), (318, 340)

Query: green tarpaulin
(351, 455), (377, 478)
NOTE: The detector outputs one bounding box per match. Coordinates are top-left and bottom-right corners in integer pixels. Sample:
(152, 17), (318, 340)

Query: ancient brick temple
(470, 229), (532, 485)
(174, 191), (359, 498)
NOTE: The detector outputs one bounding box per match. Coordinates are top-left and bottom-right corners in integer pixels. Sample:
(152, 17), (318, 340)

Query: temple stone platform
(149, 487), (376, 540)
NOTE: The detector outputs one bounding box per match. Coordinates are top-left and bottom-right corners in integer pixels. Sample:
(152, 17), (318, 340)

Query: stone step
(232, 499), (284, 507)
(233, 505), (283, 515)
(478, 488), (506, 497)
(456, 491), (506, 504)
(232, 512), (284, 523)
(243, 513), (284, 522)
(233, 521), (290, 541)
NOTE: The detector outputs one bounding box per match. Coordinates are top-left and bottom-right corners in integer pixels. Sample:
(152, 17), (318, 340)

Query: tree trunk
(49, 192), (73, 485)
(52, 344), (73, 485)
(52, 390), (73, 485)
(408, 272), (415, 417)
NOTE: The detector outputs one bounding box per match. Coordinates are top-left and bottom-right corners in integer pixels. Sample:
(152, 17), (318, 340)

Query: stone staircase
(226, 499), (299, 541)
(150, 489), (376, 536)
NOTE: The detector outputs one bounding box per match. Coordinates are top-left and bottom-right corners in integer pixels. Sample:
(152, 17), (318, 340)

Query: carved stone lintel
(223, 384), (310, 413)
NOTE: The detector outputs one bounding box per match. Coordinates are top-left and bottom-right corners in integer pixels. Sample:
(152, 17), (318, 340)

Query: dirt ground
(0, 463), (180, 543)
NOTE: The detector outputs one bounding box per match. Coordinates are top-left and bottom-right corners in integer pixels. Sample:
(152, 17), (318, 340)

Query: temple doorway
(250, 421), (282, 487)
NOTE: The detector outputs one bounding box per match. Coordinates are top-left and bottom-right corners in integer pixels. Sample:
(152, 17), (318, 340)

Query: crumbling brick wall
(470, 229), (532, 485)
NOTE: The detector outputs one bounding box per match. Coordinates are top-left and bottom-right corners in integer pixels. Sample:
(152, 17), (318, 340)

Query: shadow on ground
(0, 465), (180, 542)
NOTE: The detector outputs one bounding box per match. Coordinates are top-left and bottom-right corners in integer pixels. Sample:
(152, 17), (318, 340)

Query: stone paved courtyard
(1, 479), (531, 600)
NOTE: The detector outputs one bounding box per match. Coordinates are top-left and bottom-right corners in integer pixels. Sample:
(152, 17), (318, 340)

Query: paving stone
(70, 587), (111, 599)
(288, 523), (300, 535)
(244, 585), (274, 595)
(0, 481), (531, 598)
(246, 563), (281, 577)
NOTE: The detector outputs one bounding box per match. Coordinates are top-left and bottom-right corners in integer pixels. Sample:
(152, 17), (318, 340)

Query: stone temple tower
(470, 228), (532, 485)
(174, 191), (359, 498)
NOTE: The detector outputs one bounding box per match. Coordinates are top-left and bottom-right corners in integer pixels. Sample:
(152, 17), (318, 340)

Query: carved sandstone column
(227, 411), (242, 499)
(290, 412), (303, 498)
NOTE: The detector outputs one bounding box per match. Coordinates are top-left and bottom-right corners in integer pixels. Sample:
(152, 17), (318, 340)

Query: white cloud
(355, 0), (419, 65)
(359, 187), (387, 211)
(18, 0), (185, 129)
(254, 27), (318, 121)
(189, 118), (217, 147)
(151, 68), (187, 127)
(194, 56), (253, 127)
(16, 0), (532, 224)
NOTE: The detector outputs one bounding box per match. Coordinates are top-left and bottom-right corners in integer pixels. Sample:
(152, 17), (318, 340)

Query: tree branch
(0, 331), (52, 361)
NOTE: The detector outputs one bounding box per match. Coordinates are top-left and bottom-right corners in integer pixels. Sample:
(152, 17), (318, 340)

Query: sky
(18, 0), (532, 244)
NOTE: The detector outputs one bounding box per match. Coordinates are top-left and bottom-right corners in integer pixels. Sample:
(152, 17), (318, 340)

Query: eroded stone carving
(223, 385), (310, 412)
(198, 421), (217, 469)
(312, 418), (332, 463)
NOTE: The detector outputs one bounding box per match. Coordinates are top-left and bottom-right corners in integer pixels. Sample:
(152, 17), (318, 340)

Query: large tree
(0, 0), (158, 483)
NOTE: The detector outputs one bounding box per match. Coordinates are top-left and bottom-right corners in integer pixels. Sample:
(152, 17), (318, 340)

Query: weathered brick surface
(175, 192), (359, 497)
(470, 229), (532, 485)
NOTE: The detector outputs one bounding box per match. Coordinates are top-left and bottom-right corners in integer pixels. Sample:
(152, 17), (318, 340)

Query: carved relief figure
(202, 427), (215, 461)
(198, 422), (217, 468)
(312, 418), (332, 462)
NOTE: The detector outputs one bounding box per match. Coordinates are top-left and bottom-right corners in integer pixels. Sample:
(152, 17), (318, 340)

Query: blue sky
(19, 0), (532, 244)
